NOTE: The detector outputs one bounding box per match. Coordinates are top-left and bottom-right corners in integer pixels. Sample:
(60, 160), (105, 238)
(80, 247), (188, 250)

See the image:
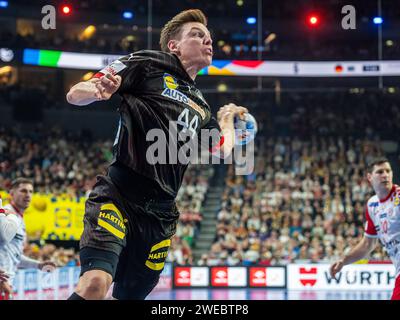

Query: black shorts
(79, 174), (178, 300)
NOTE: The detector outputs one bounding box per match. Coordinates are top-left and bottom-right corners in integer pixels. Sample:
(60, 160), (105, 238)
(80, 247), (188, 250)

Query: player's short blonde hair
(159, 9), (208, 52)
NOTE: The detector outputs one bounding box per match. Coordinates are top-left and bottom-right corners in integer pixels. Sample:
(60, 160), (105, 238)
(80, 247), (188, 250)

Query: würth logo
(299, 267), (318, 287)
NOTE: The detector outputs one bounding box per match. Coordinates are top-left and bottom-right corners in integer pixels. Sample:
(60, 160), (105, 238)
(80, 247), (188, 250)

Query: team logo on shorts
(145, 239), (171, 271)
(97, 203), (127, 240)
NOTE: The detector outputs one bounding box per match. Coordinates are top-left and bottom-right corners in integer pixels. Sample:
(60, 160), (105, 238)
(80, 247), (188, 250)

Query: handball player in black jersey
(66, 9), (248, 300)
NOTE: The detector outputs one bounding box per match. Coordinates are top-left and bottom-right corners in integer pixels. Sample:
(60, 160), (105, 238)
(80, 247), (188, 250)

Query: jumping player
(330, 157), (400, 300)
(66, 9), (249, 300)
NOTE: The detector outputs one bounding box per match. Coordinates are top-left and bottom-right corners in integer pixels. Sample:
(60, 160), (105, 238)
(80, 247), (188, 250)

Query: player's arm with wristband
(66, 73), (121, 106)
(0, 269), (9, 282)
(216, 103), (248, 158)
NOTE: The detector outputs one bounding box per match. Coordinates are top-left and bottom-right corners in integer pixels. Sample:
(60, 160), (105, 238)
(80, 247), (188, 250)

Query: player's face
(367, 162), (393, 192)
(11, 183), (33, 211)
(173, 22), (213, 70)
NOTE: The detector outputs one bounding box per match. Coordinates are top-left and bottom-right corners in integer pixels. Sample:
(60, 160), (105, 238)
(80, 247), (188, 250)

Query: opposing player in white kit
(330, 157), (400, 300)
(0, 178), (56, 300)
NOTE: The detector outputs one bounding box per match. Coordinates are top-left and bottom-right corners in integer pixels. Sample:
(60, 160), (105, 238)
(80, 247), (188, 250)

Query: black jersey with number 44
(93, 50), (222, 199)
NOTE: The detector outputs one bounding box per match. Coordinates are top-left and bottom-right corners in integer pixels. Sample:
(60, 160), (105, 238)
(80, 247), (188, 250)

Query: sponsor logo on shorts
(97, 203), (127, 240)
(145, 239), (171, 271)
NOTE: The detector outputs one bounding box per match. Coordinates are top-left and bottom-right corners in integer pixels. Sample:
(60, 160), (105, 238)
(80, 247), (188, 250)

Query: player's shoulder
(393, 184), (400, 206)
(2, 204), (22, 219)
(366, 195), (380, 211)
(121, 50), (174, 63)
(3, 204), (14, 212)
(118, 50), (181, 76)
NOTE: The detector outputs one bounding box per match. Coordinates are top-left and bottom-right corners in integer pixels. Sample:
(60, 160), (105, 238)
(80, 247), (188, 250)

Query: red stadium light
(61, 5), (71, 15)
(307, 15), (320, 27)
(335, 65), (343, 73)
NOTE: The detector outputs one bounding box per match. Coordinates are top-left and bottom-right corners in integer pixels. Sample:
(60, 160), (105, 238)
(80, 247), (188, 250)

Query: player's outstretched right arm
(329, 236), (377, 279)
(0, 269), (9, 282)
(66, 73), (121, 106)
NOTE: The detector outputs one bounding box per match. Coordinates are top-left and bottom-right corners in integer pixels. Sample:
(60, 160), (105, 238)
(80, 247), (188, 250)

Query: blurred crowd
(1, 91), (400, 268)
(23, 243), (80, 267)
(1, 29), (398, 61)
(0, 125), (110, 197)
(198, 91), (400, 266)
(200, 138), (386, 266)
(0, 123), (213, 267)
(167, 165), (214, 265)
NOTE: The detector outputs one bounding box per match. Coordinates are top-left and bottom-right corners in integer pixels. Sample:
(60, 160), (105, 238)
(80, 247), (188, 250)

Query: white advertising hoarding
(287, 263), (396, 290)
(174, 266), (209, 287)
(249, 267), (286, 288)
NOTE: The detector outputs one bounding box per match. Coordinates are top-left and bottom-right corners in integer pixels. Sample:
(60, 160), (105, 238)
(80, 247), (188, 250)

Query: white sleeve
(0, 213), (20, 243)
(19, 255), (40, 269)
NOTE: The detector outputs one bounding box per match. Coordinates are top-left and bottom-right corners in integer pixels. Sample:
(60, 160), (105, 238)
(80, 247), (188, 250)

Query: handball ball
(32, 197), (47, 212)
(234, 113), (258, 145)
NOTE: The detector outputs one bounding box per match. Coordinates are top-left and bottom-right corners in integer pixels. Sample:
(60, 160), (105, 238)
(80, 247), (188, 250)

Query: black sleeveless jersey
(94, 50), (222, 199)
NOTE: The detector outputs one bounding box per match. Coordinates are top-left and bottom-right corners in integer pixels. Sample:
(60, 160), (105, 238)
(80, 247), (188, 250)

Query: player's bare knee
(77, 272), (111, 299)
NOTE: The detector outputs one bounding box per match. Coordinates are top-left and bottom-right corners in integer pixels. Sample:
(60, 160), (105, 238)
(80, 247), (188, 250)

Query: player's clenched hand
(217, 103), (248, 123)
(0, 269), (9, 282)
(38, 261), (57, 272)
(0, 281), (12, 296)
(329, 260), (344, 280)
(93, 74), (122, 100)
(0, 269), (12, 297)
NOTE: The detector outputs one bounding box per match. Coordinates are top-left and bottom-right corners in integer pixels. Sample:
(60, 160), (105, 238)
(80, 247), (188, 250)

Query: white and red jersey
(0, 204), (26, 283)
(364, 185), (400, 277)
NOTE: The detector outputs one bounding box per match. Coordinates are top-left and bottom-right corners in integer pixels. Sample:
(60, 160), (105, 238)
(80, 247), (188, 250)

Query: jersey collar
(171, 53), (196, 85)
(379, 185), (395, 203)
(10, 202), (23, 217)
